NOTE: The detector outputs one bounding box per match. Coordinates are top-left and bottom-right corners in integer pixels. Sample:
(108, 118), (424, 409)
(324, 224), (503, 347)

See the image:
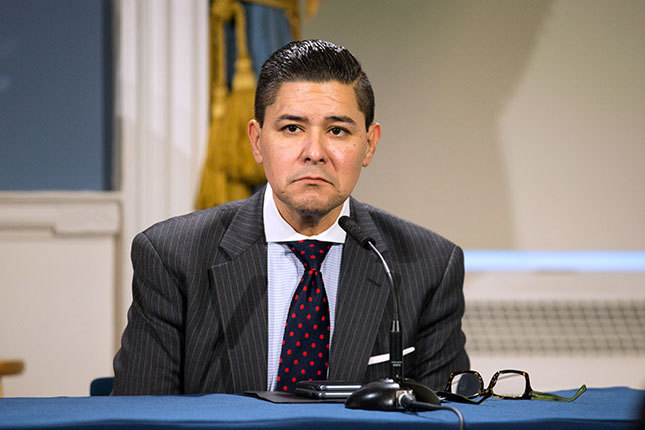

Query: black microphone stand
(339, 217), (439, 411)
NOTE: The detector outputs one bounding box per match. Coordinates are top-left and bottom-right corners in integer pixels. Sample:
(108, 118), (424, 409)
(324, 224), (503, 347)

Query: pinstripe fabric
(112, 188), (468, 395)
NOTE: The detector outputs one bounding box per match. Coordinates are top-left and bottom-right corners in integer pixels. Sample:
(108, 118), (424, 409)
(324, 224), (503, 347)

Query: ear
(248, 119), (264, 164)
(362, 122), (381, 167)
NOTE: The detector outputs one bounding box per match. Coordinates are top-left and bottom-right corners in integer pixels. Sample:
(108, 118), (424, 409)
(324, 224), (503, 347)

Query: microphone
(338, 216), (372, 248)
(338, 216), (440, 411)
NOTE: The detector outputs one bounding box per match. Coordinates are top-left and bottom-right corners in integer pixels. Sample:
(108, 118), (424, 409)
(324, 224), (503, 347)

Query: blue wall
(0, 0), (112, 190)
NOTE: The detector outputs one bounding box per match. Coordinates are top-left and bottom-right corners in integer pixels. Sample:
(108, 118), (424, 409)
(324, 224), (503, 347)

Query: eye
(329, 126), (348, 136)
(281, 124), (300, 133)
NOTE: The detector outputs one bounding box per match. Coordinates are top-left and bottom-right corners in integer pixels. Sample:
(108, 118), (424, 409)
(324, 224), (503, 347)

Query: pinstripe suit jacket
(112, 189), (469, 395)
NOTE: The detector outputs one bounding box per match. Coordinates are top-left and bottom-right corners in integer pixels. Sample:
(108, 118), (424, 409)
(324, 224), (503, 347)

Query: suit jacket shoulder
(351, 198), (460, 268)
(134, 191), (266, 289)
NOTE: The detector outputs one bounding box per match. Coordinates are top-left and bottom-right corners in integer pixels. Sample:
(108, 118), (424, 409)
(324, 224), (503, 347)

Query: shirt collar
(263, 183), (349, 243)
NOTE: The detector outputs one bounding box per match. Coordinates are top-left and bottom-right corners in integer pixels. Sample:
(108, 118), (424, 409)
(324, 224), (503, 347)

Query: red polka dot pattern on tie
(276, 240), (332, 392)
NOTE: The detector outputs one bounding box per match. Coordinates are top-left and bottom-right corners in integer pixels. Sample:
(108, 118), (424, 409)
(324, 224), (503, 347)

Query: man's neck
(274, 202), (343, 237)
(263, 185), (349, 243)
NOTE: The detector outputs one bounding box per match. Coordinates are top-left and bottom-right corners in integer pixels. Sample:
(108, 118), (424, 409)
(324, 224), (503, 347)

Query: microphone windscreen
(339, 216), (374, 249)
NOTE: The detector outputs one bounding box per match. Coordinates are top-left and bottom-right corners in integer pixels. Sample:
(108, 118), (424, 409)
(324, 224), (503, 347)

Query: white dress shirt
(263, 184), (348, 390)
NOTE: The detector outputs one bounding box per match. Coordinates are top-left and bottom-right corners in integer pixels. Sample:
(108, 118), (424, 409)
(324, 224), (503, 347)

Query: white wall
(303, 0), (645, 250)
(0, 194), (118, 396)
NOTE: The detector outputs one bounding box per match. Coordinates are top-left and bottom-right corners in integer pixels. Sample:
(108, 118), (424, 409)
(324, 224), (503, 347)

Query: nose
(301, 129), (327, 164)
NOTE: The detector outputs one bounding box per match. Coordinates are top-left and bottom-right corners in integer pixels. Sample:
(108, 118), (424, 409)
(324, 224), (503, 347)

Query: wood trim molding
(0, 192), (120, 237)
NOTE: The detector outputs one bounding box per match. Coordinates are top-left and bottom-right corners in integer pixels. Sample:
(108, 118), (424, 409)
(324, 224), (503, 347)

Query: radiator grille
(462, 301), (645, 355)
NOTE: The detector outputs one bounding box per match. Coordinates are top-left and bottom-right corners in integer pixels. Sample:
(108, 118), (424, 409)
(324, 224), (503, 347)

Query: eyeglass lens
(450, 373), (483, 397)
(451, 371), (529, 398)
(492, 372), (528, 398)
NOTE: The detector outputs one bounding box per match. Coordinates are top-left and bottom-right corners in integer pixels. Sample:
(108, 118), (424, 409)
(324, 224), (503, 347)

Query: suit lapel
(329, 199), (390, 382)
(208, 191), (269, 392)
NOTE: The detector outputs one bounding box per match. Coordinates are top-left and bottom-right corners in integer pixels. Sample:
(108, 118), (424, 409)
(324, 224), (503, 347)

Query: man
(112, 39), (468, 395)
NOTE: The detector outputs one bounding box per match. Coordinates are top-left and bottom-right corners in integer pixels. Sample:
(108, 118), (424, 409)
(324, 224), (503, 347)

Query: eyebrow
(276, 114), (307, 123)
(327, 115), (357, 126)
(274, 114), (357, 126)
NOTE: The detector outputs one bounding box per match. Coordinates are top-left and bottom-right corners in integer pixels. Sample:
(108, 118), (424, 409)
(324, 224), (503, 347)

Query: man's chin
(292, 201), (337, 218)
(284, 194), (344, 219)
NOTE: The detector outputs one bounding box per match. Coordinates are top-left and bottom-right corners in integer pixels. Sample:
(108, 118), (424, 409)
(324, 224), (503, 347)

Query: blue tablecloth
(1, 387), (642, 429)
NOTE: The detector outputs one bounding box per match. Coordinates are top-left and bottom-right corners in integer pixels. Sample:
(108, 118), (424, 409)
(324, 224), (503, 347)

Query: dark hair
(255, 39), (375, 129)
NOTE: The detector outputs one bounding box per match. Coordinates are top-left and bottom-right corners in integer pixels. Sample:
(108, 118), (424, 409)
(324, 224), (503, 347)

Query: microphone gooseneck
(338, 216), (402, 378)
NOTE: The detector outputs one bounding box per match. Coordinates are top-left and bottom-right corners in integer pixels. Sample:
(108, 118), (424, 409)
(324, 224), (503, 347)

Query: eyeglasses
(437, 369), (587, 405)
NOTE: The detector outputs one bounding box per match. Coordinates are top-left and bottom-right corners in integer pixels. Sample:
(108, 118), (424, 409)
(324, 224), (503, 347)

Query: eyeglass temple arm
(530, 385), (587, 402)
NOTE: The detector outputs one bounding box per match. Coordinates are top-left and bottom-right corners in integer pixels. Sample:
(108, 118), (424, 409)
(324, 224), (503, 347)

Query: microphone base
(344, 377), (440, 411)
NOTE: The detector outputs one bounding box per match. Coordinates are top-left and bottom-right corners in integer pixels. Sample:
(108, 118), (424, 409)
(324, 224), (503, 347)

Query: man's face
(248, 80), (381, 230)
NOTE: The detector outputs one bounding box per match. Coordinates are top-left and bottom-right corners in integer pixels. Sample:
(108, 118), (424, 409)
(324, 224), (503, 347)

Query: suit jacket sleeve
(112, 231), (185, 395)
(408, 243), (469, 390)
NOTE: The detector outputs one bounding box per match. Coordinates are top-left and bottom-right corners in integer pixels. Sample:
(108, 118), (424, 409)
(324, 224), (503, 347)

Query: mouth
(294, 175), (331, 185)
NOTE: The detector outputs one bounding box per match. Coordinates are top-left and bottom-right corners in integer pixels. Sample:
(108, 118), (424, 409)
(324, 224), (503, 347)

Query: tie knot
(287, 240), (332, 269)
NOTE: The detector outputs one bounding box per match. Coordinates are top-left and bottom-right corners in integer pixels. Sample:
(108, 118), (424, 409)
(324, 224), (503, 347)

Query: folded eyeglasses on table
(437, 369), (587, 405)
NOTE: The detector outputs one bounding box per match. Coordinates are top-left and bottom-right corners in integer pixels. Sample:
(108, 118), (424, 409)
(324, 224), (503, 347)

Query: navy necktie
(276, 240), (332, 392)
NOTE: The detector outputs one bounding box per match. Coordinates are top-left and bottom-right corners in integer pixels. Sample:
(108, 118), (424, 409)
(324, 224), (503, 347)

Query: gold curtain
(196, 0), (320, 210)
